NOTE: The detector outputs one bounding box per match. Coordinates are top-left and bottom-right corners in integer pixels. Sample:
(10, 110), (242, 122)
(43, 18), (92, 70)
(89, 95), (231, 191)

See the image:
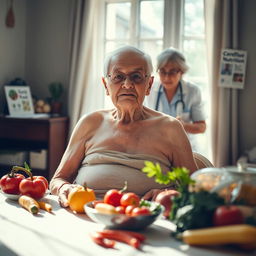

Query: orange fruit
(68, 186), (96, 213)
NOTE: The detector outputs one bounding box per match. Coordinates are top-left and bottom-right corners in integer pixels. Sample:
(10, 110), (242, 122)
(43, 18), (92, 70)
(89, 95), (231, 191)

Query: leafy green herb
(171, 190), (225, 235)
(142, 161), (195, 192)
(140, 199), (162, 215)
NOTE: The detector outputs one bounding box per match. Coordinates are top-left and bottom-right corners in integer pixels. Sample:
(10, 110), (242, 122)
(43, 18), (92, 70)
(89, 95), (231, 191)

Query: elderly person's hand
(142, 189), (164, 201)
(58, 183), (84, 207)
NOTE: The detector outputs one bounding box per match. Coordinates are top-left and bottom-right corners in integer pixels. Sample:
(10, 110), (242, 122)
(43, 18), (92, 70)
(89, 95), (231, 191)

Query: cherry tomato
(131, 207), (151, 216)
(120, 192), (140, 207)
(125, 205), (136, 215)
(19, 176), (47, 199)
(115, 206), (126, 214)
(213, 205), (244, 226)
(0, 173), (25, 194)
(103, 189), (123, 207)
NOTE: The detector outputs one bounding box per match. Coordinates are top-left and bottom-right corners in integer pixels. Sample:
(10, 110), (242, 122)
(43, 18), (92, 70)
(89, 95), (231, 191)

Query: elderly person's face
(102, 51), (153, 109)
(158, 61), (182, 89)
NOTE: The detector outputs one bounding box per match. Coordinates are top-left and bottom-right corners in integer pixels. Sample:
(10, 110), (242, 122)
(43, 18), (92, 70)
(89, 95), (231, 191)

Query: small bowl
(0, 189), (50, 201)
(84, 201), (164, 230)
(0, 190), (21, 200)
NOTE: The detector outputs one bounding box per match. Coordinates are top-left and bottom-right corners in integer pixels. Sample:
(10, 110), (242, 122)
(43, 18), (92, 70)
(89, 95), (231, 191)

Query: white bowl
(84, 201), (164, 230)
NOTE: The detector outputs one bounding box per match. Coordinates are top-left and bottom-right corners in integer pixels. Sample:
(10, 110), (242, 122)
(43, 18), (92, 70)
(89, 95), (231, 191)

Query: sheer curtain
(204, 0), (239, 167)
(68, 0), (105, 132)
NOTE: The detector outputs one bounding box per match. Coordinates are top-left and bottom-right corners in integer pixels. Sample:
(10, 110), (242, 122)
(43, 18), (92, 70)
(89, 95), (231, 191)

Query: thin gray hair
(103, 46), (153, 77)
(156, 47), (189, 73)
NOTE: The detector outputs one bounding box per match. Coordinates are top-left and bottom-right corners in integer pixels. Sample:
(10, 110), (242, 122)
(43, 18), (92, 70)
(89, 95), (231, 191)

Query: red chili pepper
(96, 230), (143, 249)
(90, 232), (115, 248)
(0, 172), (25, 194)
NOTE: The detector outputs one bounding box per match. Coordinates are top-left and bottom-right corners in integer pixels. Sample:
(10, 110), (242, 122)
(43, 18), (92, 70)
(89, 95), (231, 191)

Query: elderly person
(146, 47), (206, 152)
(50, 46), (198, 207)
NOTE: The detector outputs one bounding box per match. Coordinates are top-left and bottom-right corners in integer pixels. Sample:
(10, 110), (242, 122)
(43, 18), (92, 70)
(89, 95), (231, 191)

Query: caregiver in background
(146, 47), (206, 152)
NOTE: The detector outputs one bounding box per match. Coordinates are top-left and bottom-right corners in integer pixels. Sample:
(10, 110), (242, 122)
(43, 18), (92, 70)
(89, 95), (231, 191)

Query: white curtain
(204, 0), (238, 167)
(68, 0), (105, 132)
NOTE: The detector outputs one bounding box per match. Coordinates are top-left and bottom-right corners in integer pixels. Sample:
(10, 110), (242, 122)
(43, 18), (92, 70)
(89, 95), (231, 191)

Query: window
(103, 0), (210, 158)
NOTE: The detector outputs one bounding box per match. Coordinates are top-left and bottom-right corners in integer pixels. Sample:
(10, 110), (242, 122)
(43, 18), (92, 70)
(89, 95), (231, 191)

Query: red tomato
(33, 176), (48, 190)
(120, 192), (140, 207)
(19, 176), (47, 199)
(0, 173), (25, 194)
(131, 207), (151, 216)
(125, 205), (136, 215)
(115, 206), (126, 214)
(213, 205), (244, 226)
(103, 189), (123, 207)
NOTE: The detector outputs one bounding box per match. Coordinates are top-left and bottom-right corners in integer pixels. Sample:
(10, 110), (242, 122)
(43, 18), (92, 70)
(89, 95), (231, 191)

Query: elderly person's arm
(49, 114), (98, 207)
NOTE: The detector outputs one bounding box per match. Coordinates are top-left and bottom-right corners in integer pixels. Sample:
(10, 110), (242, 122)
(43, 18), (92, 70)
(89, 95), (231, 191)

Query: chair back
(193, 152), (214, 169)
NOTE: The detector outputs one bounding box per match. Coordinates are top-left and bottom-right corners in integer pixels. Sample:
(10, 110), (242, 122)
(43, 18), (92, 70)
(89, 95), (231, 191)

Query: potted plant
(48, 82), (64, 115)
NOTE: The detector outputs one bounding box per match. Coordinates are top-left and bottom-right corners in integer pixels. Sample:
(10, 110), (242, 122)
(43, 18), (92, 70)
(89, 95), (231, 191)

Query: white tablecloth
(0, 194), (253, 256)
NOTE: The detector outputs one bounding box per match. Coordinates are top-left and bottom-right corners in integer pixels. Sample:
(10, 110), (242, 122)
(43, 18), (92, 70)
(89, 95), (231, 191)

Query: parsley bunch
(142, 161), (194, 193)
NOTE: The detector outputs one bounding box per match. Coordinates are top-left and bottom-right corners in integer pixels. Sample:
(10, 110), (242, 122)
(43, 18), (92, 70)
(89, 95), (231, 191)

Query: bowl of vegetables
(84, 190), (164, 230)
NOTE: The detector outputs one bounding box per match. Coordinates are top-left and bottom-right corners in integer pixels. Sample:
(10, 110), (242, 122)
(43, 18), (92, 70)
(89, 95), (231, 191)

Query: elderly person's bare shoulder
(72, 109), (110, 136)
(145, 106), (185, 136)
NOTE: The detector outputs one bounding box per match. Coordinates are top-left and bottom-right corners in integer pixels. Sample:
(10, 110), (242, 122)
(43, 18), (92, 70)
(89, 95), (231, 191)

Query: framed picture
(219, 48), (247, 89)
(4, 86), (35, 117)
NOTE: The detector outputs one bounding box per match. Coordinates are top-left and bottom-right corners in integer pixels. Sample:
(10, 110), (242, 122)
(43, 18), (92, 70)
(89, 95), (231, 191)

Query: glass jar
(191, 165), (256, 206)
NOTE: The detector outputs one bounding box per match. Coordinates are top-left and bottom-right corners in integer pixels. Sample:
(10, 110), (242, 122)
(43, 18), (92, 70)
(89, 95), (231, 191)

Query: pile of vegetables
(0, 162), (52, 214)
(93, 185), (161, 217)
(142, 161), (256, 249)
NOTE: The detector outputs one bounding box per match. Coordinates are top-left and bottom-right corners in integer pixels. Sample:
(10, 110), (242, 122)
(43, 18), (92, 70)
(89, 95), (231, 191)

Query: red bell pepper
(0, 172), (25, 194)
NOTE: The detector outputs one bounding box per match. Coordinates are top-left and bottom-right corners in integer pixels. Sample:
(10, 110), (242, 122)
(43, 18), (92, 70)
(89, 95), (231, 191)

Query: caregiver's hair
(156, 47), (189, 73)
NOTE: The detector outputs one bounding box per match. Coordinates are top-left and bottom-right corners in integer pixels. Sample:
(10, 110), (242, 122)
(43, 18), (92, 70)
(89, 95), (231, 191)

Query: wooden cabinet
(0, 116), (69, 180)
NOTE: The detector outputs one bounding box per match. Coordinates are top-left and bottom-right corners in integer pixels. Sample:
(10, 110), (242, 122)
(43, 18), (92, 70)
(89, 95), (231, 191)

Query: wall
(25, 0), (72, 115)
(239, 0), (256, 156)
(0, 0), (72, 115)
(0, 0), (27, 113)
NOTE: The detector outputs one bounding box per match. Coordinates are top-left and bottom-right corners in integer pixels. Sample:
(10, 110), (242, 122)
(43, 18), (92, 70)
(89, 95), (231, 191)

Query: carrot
(38, 201), (52, 213)
(18, 195), (39, 214)
(97, 230), (142, 249)
(90, 232), (115, 248)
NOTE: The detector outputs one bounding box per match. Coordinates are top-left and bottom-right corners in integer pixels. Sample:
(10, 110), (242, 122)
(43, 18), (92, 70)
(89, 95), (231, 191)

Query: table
(0, 193), (254, 256)
(0, 116), (69, 179)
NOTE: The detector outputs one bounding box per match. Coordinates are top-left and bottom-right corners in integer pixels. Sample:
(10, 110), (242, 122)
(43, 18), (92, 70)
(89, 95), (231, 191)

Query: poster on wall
(219, 48), (247, 89)
(4, 86), (35, 117)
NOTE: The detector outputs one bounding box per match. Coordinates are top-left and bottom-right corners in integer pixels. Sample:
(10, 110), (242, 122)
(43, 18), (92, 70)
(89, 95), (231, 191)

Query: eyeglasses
(107, 72), (149, 84)
(158, 69), (181, 76)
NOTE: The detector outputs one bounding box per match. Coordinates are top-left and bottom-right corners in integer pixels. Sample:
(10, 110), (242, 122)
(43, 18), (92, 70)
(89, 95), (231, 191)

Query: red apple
(213, 205), (244, 226)
(154, 190), (180, 218)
